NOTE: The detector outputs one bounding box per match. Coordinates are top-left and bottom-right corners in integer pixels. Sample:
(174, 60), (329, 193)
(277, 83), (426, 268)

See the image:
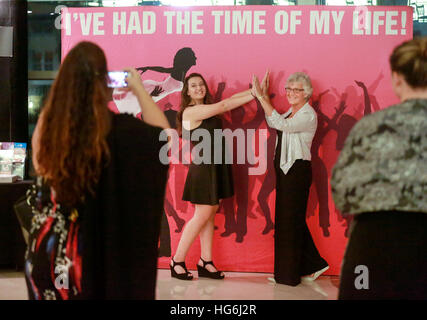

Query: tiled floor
(0, 270), (28, 300)
(0, 269), (339, 300)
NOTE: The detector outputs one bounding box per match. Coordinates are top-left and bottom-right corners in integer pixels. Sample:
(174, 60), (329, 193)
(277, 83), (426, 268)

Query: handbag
(13, 178), (40, 246)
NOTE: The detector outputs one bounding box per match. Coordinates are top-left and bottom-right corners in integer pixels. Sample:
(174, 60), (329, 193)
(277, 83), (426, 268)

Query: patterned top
(331, 99), (427, 215)
(25, 181), (82, 300)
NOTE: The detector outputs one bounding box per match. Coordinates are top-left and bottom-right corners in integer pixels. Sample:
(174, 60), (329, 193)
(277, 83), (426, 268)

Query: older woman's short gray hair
(286, 72), (313, 100)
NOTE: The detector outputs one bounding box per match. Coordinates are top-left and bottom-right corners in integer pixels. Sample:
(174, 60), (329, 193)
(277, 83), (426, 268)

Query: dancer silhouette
(253, 94), (276, 236)
(332, 79), (377, 237)
(220, 83), (275, 242)
(113, 48), (197, 116)
(159, 176), (186, 257)
(254, 71), (286, 236)
(137, 47), (197, 100)
(311, 90), (346, 237)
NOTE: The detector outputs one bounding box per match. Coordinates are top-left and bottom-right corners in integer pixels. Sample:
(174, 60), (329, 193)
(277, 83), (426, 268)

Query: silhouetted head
(173, 47), (197, 69)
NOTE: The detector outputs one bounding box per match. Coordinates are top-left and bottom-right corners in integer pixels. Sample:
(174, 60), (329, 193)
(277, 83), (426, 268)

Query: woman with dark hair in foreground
(27, 41), (170, 299)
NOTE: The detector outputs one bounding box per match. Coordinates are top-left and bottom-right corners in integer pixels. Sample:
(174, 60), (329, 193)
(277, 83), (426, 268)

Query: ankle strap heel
(170, 258), (193, 281)
(197, 258), (225, 280)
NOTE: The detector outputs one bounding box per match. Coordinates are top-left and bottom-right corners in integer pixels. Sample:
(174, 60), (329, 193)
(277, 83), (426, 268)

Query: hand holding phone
(112, 68), (146, 95)
(122, 68), (146, 92)
(108, 71), (129, 88)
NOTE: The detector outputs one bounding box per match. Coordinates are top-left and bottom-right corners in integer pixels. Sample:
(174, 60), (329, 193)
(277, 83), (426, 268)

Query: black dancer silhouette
(311, 90), (346, 237)
(137, 47), (197, 101)
(332, 79), (377, 237)
(253, 71), (289, 237)
(252, 94), (277, 236)
(334, 79), (375, 150)
(164, 102), (187, 231)
(219, 82), (274, 243)
(158, 201), (171, 257)
(159, 176), (186, 257)
(164, 102), (177, 128)
(113, 48), (197, 115)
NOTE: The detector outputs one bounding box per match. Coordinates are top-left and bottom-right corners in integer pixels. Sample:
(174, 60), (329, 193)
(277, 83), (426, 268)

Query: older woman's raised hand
(261, 69), (270, 96)
(252, 75), (263, 99)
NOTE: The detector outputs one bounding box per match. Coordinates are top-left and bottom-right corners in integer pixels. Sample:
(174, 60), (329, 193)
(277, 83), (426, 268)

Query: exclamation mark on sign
(401, 11), (406, 35)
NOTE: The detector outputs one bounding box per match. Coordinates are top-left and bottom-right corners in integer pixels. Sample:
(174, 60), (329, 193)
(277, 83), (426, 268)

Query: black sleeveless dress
(182, 116), (234, 205)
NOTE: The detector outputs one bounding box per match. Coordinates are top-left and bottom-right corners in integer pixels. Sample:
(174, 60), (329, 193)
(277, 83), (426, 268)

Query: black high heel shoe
(170, 258), (193, 280)
(197, 258), (225, 279)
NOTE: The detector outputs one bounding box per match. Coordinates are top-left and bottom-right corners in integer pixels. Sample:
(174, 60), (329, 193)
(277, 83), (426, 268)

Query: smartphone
(108, 71), (129, 88)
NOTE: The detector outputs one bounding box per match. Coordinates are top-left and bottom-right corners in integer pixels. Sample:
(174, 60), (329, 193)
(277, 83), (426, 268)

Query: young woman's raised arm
(183, 89), (254, 123)
(136, 66), (173, 74)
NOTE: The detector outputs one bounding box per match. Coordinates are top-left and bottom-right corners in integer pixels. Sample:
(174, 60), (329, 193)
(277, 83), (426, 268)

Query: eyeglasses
(285, 87), (305, 94)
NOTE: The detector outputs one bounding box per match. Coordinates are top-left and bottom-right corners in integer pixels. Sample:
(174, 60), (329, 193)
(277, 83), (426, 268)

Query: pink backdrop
(62, 5), (412, 275)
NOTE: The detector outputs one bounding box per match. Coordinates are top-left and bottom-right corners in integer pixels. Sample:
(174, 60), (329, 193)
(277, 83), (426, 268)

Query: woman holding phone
(26, 41), (169, 299)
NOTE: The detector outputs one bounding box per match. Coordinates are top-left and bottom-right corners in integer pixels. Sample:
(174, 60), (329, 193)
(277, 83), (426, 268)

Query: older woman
(252, 71), (328, 286)
(331, 38), (427, 299)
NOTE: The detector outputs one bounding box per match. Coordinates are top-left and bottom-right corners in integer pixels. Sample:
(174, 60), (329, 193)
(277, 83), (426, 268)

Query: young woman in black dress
(170, 73), (255, 280)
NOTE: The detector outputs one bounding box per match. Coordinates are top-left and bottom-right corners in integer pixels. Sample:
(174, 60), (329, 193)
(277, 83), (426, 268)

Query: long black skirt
(274, 159), (328, 286)
(339, 211), (427, 299)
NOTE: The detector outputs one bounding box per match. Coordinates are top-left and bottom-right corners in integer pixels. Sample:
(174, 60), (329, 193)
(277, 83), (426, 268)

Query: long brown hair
(176, 73), (213, 136)
(36, 41), (112, 206)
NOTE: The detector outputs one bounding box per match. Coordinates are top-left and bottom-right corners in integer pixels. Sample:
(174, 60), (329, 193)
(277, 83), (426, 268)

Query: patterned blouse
(331, 98), (427, 215)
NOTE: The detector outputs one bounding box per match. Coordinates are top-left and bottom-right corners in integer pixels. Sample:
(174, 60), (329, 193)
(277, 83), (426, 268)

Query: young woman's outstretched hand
(252, 70), (274, 116)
